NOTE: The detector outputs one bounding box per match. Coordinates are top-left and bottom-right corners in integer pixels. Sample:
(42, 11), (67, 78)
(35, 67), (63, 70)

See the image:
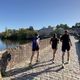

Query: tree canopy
(0, 27), (37, 40)
(72, 22), (80, 28)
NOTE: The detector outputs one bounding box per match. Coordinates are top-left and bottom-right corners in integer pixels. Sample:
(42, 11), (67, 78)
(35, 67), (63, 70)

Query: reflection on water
(0, 39), (19, 51)
(0, 39), (30, 51)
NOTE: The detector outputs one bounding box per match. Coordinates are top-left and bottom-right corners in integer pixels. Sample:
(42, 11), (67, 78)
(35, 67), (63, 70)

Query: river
(0, 39), (31, 51)
(0, 39), (20, 51)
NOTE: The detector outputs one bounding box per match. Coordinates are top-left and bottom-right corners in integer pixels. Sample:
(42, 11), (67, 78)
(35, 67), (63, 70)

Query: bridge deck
(3, 36), (80, 80)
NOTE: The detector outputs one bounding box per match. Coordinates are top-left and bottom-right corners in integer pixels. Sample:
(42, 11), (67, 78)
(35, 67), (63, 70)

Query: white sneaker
(62, 63), (64, 68)
(52, 60), (55, 63)
(66, 60), (70, 64)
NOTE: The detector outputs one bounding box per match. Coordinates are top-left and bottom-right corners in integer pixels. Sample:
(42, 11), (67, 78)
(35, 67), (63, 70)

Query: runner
(29, 34), (40, 67)
(60, 30), (72, 68)
(50, 34), (59, 63)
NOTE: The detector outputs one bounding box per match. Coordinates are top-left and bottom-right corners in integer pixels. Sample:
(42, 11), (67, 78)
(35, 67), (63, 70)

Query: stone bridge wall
(0, 38), (50, 70)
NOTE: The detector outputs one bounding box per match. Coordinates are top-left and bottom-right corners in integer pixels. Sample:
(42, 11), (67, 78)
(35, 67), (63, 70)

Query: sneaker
(66, 61), (69, 64)
(52, 60), (54, 63)
(36, 60), (39, 63)
(67, 60), (70, 63)
(62, 63), (64, 69)
(29, 63), (33, 68)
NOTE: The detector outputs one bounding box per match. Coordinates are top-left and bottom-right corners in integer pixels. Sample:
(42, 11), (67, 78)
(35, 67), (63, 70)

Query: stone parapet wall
(0, 38), (50, 70)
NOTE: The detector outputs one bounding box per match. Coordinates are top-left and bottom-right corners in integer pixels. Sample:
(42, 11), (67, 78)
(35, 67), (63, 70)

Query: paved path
(3, 36), (80, 80)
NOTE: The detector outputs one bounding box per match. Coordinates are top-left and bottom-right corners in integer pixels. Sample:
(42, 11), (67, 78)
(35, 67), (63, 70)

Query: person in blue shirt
(29, 34), (40, 67)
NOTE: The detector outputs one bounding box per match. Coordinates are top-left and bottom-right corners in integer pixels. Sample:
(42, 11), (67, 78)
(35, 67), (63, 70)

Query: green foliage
(28, 26), (34, 31)
(49, 24), (69, 37)
(56, 24), (69, 30)
(72, 22), (80, 28)
(1, 28), (37, 40)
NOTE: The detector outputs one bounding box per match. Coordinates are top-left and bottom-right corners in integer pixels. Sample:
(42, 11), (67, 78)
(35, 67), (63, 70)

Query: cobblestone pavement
(3, 36), (80, 80)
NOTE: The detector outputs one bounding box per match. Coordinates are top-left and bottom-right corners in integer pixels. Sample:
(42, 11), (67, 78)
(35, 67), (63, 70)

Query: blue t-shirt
(32, 37), (38, 48)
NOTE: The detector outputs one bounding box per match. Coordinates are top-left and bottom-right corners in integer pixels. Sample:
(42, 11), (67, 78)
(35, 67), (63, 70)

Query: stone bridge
(0, 36), (80, 80)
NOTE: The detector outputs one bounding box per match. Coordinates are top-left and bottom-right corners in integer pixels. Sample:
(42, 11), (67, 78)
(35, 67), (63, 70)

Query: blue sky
(0, 0), (80, 32)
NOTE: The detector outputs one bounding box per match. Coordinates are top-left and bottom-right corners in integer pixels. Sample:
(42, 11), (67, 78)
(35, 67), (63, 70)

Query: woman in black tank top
(50, 34), (59, 63)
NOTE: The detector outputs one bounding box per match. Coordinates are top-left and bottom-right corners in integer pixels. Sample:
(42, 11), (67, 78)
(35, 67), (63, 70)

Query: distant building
(38, 27), (54, 38)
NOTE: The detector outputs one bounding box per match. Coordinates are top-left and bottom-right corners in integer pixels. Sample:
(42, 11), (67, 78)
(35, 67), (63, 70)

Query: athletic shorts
(62, 45), (70, 52)
(32, 46), (39, 51)
(52, 45), (57, 49)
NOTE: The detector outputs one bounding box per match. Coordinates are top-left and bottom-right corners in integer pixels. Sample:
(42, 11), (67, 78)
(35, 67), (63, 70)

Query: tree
(75, 23), (80, 28)
(0, 27), (37, 40)
(48, 25), (52, 28)
(28, 26), (34, 31)
(72, 22), (80, 28)
(56, 24), (69, 30)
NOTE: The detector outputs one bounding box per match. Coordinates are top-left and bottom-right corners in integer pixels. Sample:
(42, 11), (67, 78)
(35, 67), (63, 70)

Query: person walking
(60, 30), (72, 68)
(50, 34), (59, 63)
(29, 34), (40, 67)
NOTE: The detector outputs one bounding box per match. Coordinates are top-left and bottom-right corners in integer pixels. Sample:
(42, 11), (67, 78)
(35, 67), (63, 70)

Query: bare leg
(52, 49), (57, 61)
(30, 51), (35, 65)
(67, 51), (70, 63)
(36, 50), (39, 62)
(62, 52), (65, 68)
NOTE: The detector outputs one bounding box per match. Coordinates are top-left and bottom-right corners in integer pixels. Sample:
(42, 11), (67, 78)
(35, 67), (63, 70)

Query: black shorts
(62, 45), (70, 52)
(32, 46), (39, 51)
(52, 45), (57, 49)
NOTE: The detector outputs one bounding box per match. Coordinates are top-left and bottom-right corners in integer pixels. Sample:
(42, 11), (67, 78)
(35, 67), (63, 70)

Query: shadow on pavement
(11, 64), (63, 80)
(4, 58), (65, 80)
(6, 61), (53, 77)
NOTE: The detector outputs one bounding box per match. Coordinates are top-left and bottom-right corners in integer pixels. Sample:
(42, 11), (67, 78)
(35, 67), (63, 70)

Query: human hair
(64, 30), (68, 34)
(53, 34), (56, 38)
(34, 33), (38, 37)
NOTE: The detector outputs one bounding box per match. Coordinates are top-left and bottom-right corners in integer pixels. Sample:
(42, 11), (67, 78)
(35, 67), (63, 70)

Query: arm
(60, 35), (63, 42)
(50, 38), (52, 44)
(69, 36), (72, 46)
(37, 38), (40, 47)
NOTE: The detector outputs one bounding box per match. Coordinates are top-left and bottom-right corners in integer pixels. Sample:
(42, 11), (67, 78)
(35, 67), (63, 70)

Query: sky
(0, 0), (80, 32)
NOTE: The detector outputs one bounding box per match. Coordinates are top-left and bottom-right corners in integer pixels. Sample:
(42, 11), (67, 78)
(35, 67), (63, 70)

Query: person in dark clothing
(60, 30), (72, 68)
(50, 34), (59, 63)
(29, 34), (40, 67)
